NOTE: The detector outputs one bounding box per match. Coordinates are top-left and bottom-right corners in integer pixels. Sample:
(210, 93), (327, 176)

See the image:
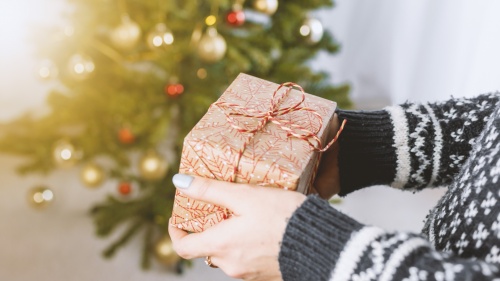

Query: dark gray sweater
(279, 93), (500, 280)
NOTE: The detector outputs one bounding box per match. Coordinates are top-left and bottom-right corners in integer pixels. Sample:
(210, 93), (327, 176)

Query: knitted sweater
(279, 93), (500, 281)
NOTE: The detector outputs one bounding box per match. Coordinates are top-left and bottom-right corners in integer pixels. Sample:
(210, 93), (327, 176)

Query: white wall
(0, 1), (59, 121)
(317, 0), (500, 107)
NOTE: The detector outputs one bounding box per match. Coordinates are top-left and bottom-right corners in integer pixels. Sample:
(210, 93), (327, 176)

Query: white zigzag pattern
(406, 104), (432, 186)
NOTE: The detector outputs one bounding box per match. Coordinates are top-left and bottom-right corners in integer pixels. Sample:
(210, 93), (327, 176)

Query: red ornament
(165, 83), (184, 97)
(226, 10), (245, 26)
(118, 128), (135, 144)
(118, 182), (132, 195)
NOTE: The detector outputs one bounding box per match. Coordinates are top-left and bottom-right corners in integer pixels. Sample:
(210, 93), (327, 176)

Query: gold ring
(205, 256), (218, 268)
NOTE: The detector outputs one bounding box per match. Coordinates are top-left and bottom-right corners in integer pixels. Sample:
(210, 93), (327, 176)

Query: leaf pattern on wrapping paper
(299, 138), (316, 153)
(247, 136), (285, 172)
(171, 74), (337, 232)
(173, 192), (216, 218)
(290, 109), (323, 134)
(179, 146), (214, 179)
(309, 101), (332, 116)
(281, 153), (304, 173)
(200, 148), (235, 182)
(172, 189), (226, 231)
(219, 130), (252, 151)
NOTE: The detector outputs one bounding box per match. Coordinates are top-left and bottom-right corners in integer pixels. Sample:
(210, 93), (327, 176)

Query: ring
(205, 256), (218, 268)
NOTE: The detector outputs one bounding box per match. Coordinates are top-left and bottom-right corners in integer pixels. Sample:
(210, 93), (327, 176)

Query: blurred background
(1, 0), (500, 280)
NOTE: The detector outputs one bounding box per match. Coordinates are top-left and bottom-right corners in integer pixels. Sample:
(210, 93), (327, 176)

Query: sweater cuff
(337, 109), (397, 196)
(278, 195), (363, 281)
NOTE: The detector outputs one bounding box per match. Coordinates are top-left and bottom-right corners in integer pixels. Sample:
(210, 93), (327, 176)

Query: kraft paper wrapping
(171, 73), (337, 232)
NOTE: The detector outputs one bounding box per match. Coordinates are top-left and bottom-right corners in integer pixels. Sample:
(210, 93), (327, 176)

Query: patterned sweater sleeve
(336, 93), (499, 195)
(278, 196), (500, 281)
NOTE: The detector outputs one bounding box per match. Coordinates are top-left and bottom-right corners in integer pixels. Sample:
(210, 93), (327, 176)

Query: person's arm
(279, 196), (500, 281)
(336, 93), (499, 195)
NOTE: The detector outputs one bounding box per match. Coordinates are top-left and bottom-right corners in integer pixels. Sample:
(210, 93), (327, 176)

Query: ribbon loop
(214, 82), (345, 152)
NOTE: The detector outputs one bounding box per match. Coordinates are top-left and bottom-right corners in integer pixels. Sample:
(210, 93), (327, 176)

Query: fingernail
(173, 174), (194, 189)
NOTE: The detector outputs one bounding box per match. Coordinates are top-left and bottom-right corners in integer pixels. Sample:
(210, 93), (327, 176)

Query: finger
(168, 223), (216, 259)
(172, 174), (252, 211)
(168, 218), (189, 241)
(168, 221), (208, 259)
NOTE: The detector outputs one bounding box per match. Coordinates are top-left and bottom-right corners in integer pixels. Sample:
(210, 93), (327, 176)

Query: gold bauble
(80, 163), (105, 188)
(53, 139), (79, 167)
(110, 14), (142, 50)
(299, 18), (324, 44)
(155, 236), (180, 266)
(197, 27), (227, 63)
(28, 186), (55, 209)
(197, 68), (207, 79)
(253, 0), (278, 15)
(67, 53), (95, 80)
(138, 151), (168, 181)
(146, 23), (174, 50)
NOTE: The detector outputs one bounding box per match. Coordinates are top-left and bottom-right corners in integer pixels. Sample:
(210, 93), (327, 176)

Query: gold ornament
(110, 14), (142, 50)
(146, 23), (174, 49)
(80, 163), (105, 188)
(197, 27), (227, 63)
(299, 18), (324, 44)
(138, 151), (168, 181)
(28, 186), (54, 209)
(53, 139), (79, 167)
(253, 0), (278, 15)
(197, 68), (207, 79)
(67, 53), (95, 80)
(154, 236), (180, 266)
(37, 59), (58, 80)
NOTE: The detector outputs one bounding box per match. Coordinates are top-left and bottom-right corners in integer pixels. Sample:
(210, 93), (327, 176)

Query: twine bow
(214, 82), (346, 153)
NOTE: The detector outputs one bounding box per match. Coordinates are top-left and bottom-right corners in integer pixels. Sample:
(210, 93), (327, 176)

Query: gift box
(171, 73), (338, 232)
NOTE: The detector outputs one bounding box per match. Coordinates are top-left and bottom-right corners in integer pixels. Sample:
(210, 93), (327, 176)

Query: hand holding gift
(169, 174), (306, 280)
(168, 74), (344, 279)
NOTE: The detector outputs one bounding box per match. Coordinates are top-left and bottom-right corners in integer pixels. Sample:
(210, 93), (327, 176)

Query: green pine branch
(0, 0), (350, 272)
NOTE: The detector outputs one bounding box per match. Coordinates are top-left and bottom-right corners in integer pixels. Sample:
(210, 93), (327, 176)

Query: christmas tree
(0, 0), (350, 272)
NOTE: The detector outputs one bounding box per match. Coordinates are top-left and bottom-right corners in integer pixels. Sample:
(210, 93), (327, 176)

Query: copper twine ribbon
(213, 82), (347, 185)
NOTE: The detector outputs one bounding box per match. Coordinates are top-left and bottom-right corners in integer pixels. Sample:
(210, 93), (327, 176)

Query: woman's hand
(313, 113), (341, 198)
(168, 174), (306, 281)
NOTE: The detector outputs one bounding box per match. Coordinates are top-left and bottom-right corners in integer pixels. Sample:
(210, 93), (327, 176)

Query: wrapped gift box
(171, 73), (337, 232)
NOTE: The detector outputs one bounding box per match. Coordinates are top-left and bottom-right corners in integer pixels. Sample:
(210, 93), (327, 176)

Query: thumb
(172, 174), (249, 211)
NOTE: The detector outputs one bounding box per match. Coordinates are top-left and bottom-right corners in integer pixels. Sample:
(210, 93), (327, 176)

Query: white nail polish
(173, 174), (194, 189)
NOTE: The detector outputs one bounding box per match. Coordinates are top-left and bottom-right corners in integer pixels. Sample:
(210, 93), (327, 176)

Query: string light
(205, 15), (217, 26)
